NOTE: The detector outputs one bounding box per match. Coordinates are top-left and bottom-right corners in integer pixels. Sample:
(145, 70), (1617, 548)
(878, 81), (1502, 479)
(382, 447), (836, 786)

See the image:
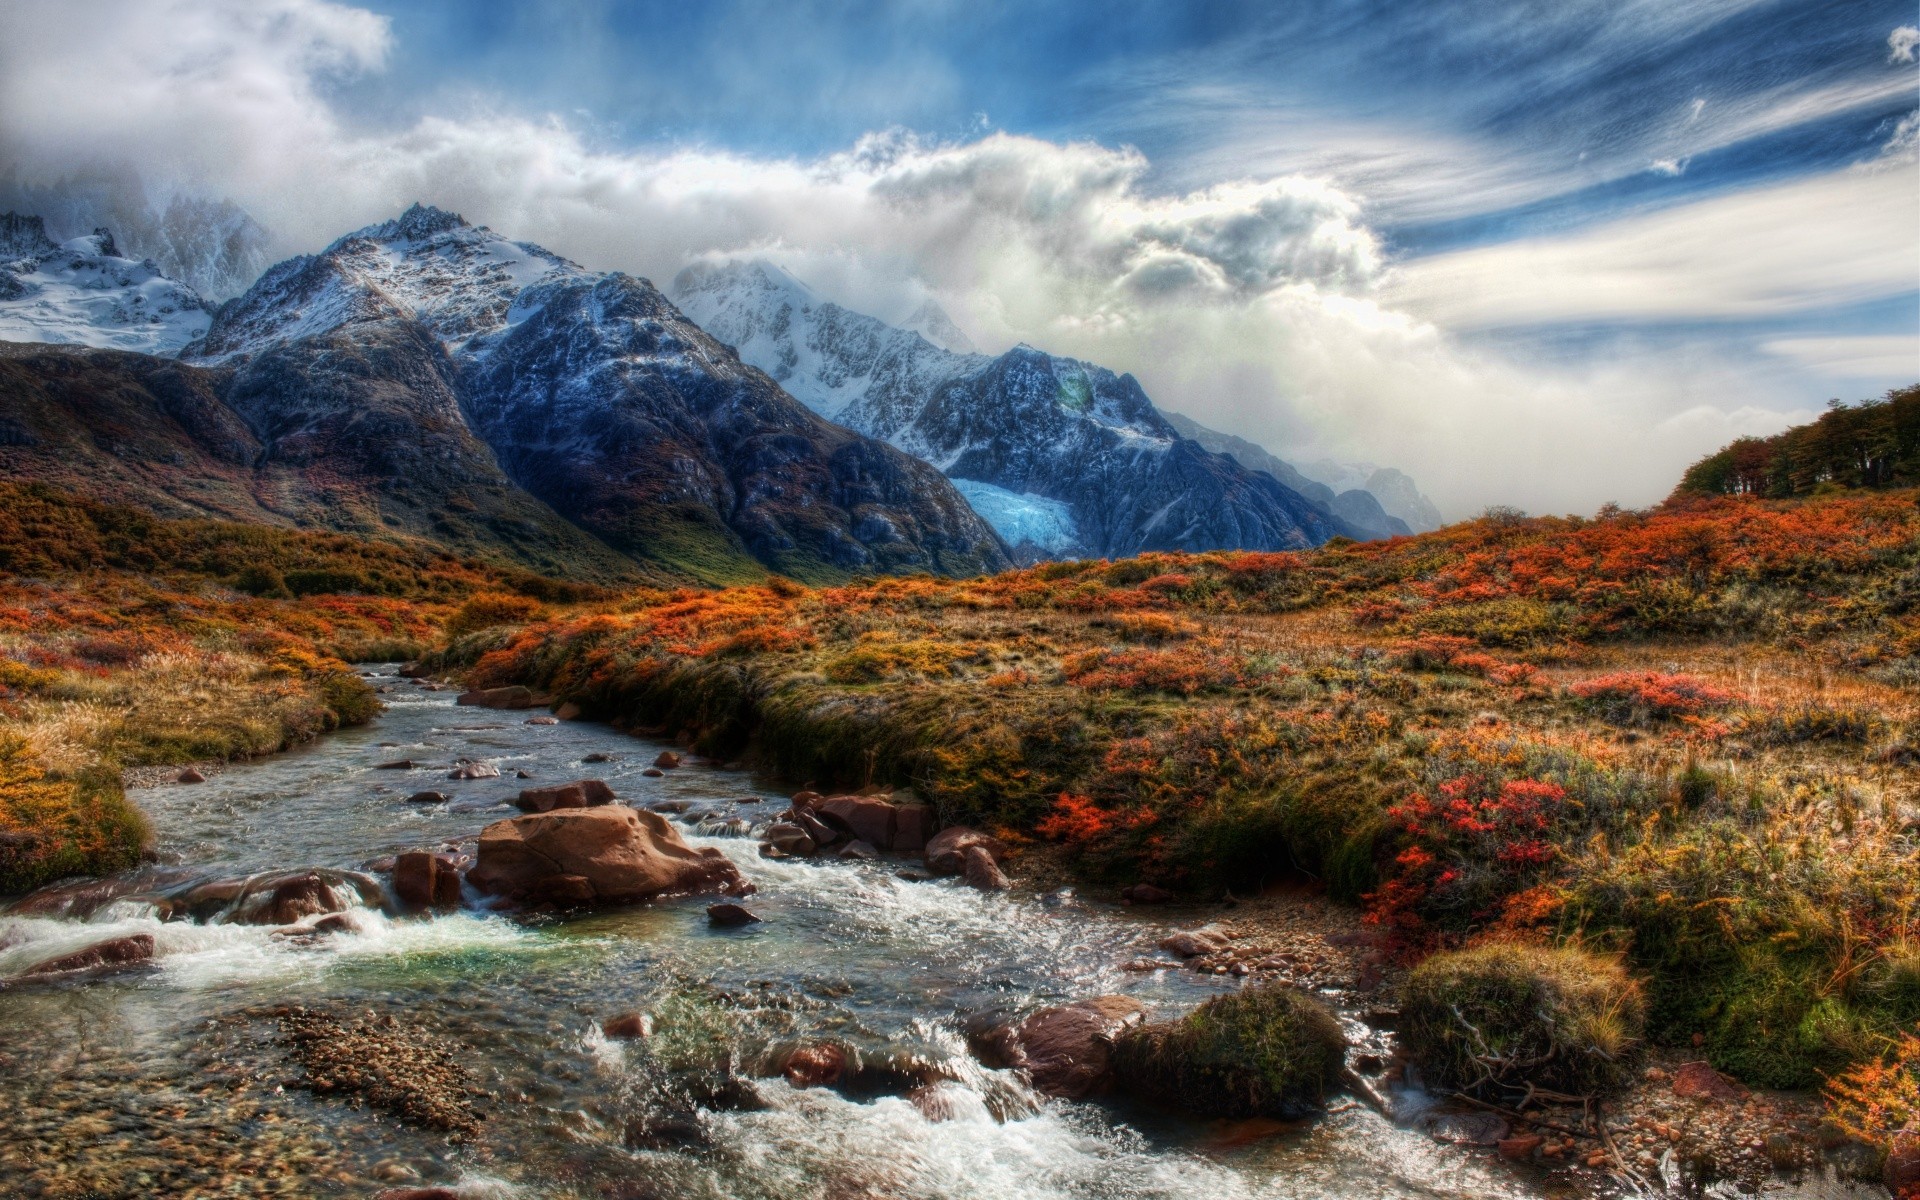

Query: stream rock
(962, 844), (1010, 891)
(816, 795), (936, 851)
(924, 826), (1004, 876)
(447, 762), (500, 780)
(22, 933), (156, 976)
(977, 996), (1146, 1098)
(513, 779), (615, 812)
(1160, 926), (1231, 958)
(227, 870), (356, 925)
(763, 822), (816, 856)
(707, 903), (761, 926)
(392, 851), (465, 909)
(466, 806), (752, 906)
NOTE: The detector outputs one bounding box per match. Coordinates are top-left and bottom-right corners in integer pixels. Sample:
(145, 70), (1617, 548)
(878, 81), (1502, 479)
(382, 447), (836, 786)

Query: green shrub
(1113, 984), (1347, 1118)
(1401, 943), (1645, 1097)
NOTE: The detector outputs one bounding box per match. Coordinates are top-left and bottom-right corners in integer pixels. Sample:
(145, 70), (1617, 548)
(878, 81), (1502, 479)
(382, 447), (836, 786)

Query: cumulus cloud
(0, 0), (1879, 517)
(1891, 26), (1919, 64)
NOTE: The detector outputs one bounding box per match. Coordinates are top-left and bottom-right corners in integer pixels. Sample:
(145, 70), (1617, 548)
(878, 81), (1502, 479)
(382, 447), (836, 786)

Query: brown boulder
(554, 701), (583, 720)
(981, 996), (1146, 1098)
(653, 751), (681, 769)
(176, 767), (206, 783)
(816, 795), (938, 851)
(1159, 926), (1231, 958)
(1671, 1060), (1747, 1102)
(456, 685), (549, 709)
(962, 844), (1010, 891)
(23, 933), (156, 976)
(707, 902), (762, 926)
(782, 1043), (847, 1088)
(392, 851), (464, 909)
(514, 779), (616, 813)
(763, 823), (816, 856)
(925, 826), (1005, 876)
(602, 1012), (652, 1040)
(230, 871), (351, 925)
(467, 806), (752, 906)
(1121, 883), (1174, 904)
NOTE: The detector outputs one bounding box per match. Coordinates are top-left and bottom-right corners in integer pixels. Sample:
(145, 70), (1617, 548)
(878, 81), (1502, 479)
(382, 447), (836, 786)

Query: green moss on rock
(1113, 984), (1347, 1118)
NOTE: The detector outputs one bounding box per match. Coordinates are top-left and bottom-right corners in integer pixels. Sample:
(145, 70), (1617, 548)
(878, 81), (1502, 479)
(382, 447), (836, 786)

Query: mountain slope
(185, 206), (1010, 583)
(672, 260), (1348, 558)
(1161, 412), (1415, 539)
(0, 213), (212, 354)
(0, 337), (639, 581)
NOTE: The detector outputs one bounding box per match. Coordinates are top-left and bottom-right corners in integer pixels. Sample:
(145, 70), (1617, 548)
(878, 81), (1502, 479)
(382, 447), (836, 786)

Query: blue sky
(1, 0), (1915, 511)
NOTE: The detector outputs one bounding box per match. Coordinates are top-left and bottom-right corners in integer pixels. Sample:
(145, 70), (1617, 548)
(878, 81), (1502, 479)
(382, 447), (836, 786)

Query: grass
(1400, 943), (1646, 1097)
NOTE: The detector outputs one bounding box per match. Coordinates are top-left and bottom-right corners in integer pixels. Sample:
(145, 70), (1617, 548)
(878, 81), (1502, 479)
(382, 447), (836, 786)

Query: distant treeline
(1676, 385), (1918, 498)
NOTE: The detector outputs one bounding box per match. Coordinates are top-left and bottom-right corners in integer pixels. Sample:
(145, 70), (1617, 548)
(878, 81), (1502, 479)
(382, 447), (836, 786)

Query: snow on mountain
(0, 213), (212, 354)
(672, 258), (1343, 557)
(900, 298), (977, 354)
(182, 205), (1010, 582)
(186, 204), (582, 361)
(0, 172), (273, 301)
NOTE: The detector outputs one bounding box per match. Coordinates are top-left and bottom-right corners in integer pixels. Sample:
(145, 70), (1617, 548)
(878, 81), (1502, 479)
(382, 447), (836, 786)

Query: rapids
(0, 667), (1606, 1197)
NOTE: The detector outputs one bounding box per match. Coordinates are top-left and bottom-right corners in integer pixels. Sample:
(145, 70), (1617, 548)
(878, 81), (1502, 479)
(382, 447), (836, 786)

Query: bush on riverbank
(1113, 984), (1347, 1117)
(1400, 943), (1645, 1097)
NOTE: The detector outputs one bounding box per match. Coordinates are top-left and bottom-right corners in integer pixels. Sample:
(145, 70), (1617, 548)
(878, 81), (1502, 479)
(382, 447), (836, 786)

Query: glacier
(949, 478), (1081, 555)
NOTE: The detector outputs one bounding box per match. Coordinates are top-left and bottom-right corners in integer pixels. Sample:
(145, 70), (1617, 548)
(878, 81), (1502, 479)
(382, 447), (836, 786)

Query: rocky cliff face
(672, 260), (1346, 557)
(1161, 412), (1417, 540)
(184, 206), (1008, 582)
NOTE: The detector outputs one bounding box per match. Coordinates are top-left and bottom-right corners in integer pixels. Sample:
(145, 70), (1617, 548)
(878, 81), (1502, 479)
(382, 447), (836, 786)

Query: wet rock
(1498, 1134), (1544, 1160)
(175, 767), (206, 783)
(554, 701), (582, 720)
(1121, 883), (1174, 904)
(641, 768), (665, 778)
(764, 822), (817, 857)
(652, 751), (681, 769)
(707, 903), (762, 927)
(836, 840), (878, 860)
(1160, 926), (1231, 958)
(924, 826), (1005, 876)
(736, 795), (763, 804)
(525, 715), (558, 725)
(406, 790), (450, 805)
(22, 933), (156, 976)
(447, 761), (500, 780)
(229, 871), (352, 925)
(602, 1011), (652, 1040)
(962, 844), (1010, 891)
(908, 1081), (982, 1123)
(781, 1043), (847, 1088)
(456, 685), (549, 709)
(374, 759), (417, 770)
(467, 806), (752, 906)
(791, 789), (824, 807)
(310, 912), (363, 936)
(979, 996), (1146, 1099)
(583, 751), (615, 764)
(516, 769), (533, 779)
(816, 795), (935, 851)
(392, 851), (464, 909)
(792, 809), (841, 848)
(514, 779), (615, 813)
(895, 868), (934, 882)
(1672, 1060), (1748, 1102)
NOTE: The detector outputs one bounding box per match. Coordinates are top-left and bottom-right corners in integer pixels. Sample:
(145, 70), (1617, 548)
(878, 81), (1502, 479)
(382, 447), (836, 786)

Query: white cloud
(0, 0), (1889, 518)
(1891, 26), (1919, 64)
(1382, 166), (1920, 328)
(1763, 335), (1920, 380)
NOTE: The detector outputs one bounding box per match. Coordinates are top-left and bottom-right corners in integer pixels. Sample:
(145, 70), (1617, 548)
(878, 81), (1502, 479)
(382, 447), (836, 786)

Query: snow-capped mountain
(0, 213), (212, 354)
(184, 206), (1009, 582)
(673, 259), (1343, 558)
(0, 171), (273, 300)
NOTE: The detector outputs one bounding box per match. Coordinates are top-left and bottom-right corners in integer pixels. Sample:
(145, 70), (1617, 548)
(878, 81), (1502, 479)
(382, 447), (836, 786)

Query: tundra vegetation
(3, 397), (1919, 1158)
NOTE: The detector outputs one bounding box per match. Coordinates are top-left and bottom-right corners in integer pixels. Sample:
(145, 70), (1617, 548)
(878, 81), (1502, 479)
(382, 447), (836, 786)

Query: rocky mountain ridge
(672, 260), (1426, 556)
(0, 212), (213, 355)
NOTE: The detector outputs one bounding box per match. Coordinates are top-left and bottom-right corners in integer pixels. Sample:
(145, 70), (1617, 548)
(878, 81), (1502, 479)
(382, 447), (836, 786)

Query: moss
(0, 747), (148, 895)
(1401, 943), (1645, 1097)
(1113, 984), (1347, 1118)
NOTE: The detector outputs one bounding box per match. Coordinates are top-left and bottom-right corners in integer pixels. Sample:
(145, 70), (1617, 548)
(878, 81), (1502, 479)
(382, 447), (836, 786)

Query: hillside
(436, 487), (1920, 1103)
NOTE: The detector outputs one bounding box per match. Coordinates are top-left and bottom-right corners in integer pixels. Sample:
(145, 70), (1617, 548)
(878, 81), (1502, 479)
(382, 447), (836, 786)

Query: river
(0, 667), (1714, 1198)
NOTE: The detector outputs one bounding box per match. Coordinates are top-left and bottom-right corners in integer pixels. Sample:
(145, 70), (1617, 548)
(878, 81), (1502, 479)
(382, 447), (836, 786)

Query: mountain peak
(900, 298), (975, 354)
(355, 202), (471, 244)
(0, 212), (60, 260)
(673, 257), (816, 306)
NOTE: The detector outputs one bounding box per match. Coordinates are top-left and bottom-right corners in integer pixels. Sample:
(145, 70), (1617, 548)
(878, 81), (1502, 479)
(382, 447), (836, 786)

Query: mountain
(672, 260), (1345, 559)
(182, 205), (1008, 583)
(0, 213), (213, 355)
(0, 170), (272, 300)
(1161, 412), (1418, 539)
(1293, 458), (1443, 533)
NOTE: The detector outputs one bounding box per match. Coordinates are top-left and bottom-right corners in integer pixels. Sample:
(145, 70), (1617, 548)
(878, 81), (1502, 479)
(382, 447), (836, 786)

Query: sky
(0, 0), (1914, 516)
